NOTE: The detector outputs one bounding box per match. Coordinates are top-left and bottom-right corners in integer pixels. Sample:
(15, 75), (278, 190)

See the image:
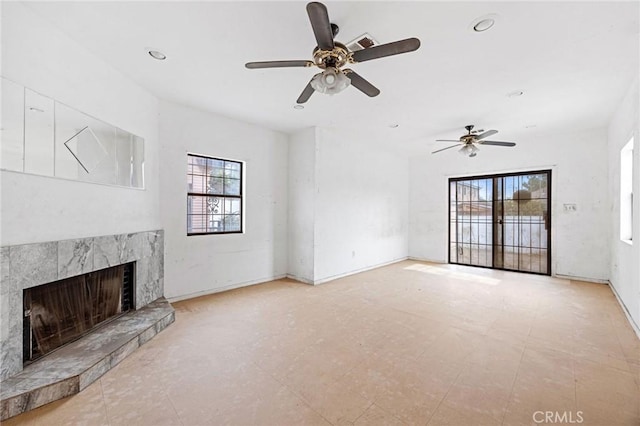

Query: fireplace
(1, 230), (173, 421)
(23, 263), (135, 363)
(1, 230), (167, 382)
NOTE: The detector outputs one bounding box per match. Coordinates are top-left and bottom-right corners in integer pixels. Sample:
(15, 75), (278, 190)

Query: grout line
(424, 366), (464, 426)
(98, 379), (111, 426)
(499, 338), (528, 425)
(352, 401), (375, 425)
(250, 360), (335, 426)
(163, 388), (186, 426)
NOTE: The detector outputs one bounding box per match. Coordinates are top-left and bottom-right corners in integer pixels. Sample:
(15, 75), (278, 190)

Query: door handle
(497, 219), (503, 225)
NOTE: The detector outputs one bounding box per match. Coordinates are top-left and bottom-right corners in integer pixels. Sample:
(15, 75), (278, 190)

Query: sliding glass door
(449, 170), (551, 275)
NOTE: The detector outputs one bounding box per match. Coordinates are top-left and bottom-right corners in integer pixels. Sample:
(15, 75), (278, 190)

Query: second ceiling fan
(432, 125), (517, 157)
(245, 2), (421, 104)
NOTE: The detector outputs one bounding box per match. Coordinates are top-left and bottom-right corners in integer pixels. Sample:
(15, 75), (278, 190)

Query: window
(187, 154), (242, 235)
(620, 138), (634, 242)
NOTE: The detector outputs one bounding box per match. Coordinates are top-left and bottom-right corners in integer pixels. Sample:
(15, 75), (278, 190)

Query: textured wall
(312, 128), (410, 283)
(607, 77), (640, 330)
(287, 127), (410, 284)
(0, 2), (160, 246)
(159, 101), (289, 301)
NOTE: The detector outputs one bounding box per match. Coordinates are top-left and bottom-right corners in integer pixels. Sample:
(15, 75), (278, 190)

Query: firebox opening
(23, 262), (135, 364)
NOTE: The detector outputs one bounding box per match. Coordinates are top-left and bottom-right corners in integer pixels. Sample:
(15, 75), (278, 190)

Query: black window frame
(187, 153), (243, 236)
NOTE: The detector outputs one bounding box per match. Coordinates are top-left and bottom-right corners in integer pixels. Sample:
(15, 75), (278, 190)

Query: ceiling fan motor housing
(313, 42), (350, 69)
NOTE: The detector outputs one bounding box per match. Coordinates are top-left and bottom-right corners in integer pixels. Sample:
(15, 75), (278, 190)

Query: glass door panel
(492, 176), (504, 270)
(449, 178), (493, 268)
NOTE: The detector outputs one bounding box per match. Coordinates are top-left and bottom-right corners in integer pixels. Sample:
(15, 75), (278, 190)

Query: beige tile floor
(5, 261), (639, 425)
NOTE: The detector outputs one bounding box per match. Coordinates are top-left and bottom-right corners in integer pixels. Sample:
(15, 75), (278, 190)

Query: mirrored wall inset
(1, 77), (145, 189)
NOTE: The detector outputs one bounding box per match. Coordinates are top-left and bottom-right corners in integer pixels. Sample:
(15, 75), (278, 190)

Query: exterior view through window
(449, 170), (551, 275)
(187, 154), (242, 235)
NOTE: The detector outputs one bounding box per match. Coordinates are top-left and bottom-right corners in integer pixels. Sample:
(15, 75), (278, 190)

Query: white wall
(607, 77), (640, 330)
(287, 127), (409, 284)
(0, 2), (160, 245)
(288, 128), (316, 283)
(314, 128), (409, 282)
(409, 126), (610, 282)
(158, 101), (288, 300)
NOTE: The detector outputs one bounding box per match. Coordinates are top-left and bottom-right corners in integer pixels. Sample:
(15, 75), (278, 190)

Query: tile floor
(4, 261), (639, 425)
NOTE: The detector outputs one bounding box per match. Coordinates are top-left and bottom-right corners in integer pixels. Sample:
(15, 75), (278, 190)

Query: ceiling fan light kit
(459, 144), (479, 157)
(310, 68), (351, 95)
(245, 1), (421, 104)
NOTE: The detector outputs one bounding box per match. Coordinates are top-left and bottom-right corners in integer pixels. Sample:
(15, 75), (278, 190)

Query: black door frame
(448, 169), (552, 276)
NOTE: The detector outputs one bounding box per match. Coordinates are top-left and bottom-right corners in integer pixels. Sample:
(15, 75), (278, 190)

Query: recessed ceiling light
(470, 14), (499, 33)
(148, 50), (167, 60)
(507, 90), (524, 98)
(474, 19), (495, 32)
(293, 104), (304, 110)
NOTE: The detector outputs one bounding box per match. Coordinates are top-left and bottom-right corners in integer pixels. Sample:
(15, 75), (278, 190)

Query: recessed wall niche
(0, 77), (144, 188)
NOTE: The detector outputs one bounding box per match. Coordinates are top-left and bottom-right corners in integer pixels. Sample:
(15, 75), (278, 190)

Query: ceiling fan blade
(296, 78), (316, 104)
(479, 140), (516, 147)
(436, 139), (462, 142)
(432, 144), (461, 154)
(245, 60), (314, 69)
(344, 70), (380, 97)
(475, 129), (498, 140)
(307, 2), (334, 50)
(351, 38), (420, 63)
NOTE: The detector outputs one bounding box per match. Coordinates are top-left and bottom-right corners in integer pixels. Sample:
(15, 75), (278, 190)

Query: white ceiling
(23, 1), (639, 151)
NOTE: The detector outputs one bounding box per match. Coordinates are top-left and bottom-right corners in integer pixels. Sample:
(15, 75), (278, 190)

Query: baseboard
(168, 259), (411, 299)
(167, 274), (287, 303)
(608, 280), (640, 339)
(285, 273), (314, 285)
(407, 256), (447, 264)
(311, 257), (409, 285)
(407, 259), (611, 285)
(553, 273), (609, 284)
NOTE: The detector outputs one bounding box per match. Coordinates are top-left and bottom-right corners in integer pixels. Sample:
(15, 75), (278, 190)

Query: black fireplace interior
(23, 262), (135, 363)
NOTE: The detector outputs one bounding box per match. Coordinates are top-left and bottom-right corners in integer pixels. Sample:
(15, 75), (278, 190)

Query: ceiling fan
(432, 125), (516, 157)
(245, 2), (420, 104)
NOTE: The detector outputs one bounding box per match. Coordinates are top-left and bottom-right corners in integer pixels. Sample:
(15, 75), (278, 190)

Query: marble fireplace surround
(0, 230), (166, 381)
